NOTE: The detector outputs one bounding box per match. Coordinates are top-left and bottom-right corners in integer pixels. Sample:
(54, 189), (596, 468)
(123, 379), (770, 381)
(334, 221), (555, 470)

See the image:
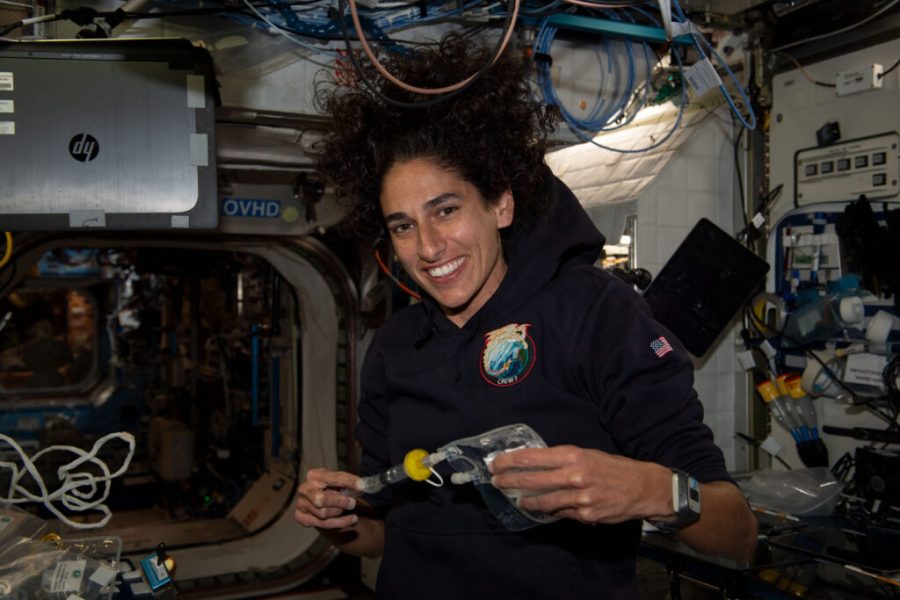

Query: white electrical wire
(18, 13), (56, 26)
(0, 0), (33, 9)
(239, 0), (339, 66)
(0, 432), (136, 529)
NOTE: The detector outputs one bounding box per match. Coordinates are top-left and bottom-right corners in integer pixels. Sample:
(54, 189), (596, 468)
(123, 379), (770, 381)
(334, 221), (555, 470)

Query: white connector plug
(835, 64), (883, 96)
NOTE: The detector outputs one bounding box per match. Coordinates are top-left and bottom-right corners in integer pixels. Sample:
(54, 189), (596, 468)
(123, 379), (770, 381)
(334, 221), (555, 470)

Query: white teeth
(428, 258), (464, 278)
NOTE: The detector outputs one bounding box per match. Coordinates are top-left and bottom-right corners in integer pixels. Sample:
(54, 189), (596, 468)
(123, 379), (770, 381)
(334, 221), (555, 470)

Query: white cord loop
(0, 432), (136, 529)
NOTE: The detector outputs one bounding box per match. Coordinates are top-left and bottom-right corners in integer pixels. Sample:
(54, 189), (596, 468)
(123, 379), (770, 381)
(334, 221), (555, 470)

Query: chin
(431, 292), (470, 312)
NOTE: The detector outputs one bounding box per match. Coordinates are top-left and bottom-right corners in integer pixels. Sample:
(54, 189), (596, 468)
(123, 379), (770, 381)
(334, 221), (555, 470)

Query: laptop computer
(0, 39), (217, 230)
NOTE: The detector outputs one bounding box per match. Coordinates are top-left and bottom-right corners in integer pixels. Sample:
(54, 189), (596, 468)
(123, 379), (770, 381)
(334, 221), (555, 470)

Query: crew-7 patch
(480, 323), (535, 387)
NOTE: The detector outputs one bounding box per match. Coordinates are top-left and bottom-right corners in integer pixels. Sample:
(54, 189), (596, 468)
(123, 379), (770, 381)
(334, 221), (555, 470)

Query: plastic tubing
(756, 380), (802, 443)
(786, 374), (819, 440)
(776, 374), (810, 441)
(357, 449), (448, 494)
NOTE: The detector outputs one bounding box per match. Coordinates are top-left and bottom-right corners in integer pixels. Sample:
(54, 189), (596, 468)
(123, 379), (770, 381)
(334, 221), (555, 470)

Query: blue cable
(558, 46), (686, 154)
(251, 324), (260, 427)
(521, 0), (564, 16)
(535, 11), (646, 135)
(535, 5), (697, 151)
(589, 8), (655, 132)
(670, 0), (756, 129)
(271, 355), (281, 458)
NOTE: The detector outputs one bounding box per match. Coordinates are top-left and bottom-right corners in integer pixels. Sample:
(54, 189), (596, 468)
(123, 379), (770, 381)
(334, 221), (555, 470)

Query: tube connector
(403, 449), (432, 482)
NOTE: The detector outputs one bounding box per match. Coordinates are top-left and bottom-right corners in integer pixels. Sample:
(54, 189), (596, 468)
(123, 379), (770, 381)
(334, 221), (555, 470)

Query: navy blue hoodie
(356, 172), (730, 599)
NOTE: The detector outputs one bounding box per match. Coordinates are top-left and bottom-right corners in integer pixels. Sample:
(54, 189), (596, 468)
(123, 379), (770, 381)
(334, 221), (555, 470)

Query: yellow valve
(403, 448), (432, 481)
(757, 568), (779, 584)
(775, 374), (791, 397)
(788, 581), (808, 596)
(163, 556), (177, 577)
(755, 380), (778, 403)
(40, 533), (63, 548)
(785, 375), (806, 399)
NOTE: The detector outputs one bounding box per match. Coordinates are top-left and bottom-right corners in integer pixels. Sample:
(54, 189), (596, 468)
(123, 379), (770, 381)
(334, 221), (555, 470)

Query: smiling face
(380, 158), (514, 327)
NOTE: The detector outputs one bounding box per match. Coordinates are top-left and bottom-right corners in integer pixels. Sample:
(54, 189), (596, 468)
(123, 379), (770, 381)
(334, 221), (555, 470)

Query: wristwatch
(657, 469), (701, 530)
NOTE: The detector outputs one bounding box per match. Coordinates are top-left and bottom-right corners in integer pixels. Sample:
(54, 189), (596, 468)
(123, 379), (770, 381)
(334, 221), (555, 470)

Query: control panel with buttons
(795, 132), (898, 205)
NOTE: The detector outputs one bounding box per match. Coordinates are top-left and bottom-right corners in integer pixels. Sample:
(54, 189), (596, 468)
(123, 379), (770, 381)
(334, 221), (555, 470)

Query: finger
(306, 468), (362, 490)
(517, 490), (631, 524)
(294, 508), (359, 530)
(307, 505), (349, 520)
(297, 474), (362, 506)
(488, 446), (580, 473)
(302, 488), (357, 511)
(320, 489), (358, 511)
(295, 497), (345, 519)
(492, 466), (588, 492)
(340, 487), (364, 498)
(515, 488), (593, 516)
(550, 506), (631, 525)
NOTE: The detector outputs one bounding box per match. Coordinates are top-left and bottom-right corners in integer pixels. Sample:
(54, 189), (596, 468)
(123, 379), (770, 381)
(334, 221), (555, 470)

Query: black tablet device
(641, 218), (770, 356)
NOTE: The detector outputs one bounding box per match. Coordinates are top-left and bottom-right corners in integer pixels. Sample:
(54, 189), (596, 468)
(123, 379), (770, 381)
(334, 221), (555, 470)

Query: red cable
(373, 248), (421, 301)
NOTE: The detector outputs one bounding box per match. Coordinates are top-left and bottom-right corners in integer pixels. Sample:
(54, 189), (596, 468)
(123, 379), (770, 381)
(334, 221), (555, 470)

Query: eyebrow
(383, 192), (459, 224)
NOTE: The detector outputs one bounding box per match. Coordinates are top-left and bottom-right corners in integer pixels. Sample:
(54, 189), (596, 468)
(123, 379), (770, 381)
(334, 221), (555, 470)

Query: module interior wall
(634, 118), (750, 471)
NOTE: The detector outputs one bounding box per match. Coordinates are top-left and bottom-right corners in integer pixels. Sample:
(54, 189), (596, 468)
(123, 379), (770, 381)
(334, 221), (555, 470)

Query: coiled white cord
(0, 432), (136, 529)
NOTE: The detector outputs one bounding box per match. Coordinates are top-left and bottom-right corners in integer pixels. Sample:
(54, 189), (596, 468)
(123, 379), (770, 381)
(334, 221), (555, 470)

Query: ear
(493, 190), (515, 229)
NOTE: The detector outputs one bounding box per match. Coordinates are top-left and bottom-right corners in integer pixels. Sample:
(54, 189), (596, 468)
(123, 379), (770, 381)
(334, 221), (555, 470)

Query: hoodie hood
(501, 168), (607, 304)
(418, 169), (606, 335)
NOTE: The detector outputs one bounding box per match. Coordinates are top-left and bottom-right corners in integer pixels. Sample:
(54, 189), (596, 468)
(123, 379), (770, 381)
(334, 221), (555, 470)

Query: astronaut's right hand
(294, 468), (363, 529)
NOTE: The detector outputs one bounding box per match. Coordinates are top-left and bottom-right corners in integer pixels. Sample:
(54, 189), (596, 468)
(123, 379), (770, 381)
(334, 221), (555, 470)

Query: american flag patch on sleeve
(650, 336), (673, 358)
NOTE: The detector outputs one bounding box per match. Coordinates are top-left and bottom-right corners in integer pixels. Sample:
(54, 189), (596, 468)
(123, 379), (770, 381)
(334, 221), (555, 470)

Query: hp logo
(69, 133), (99, 162)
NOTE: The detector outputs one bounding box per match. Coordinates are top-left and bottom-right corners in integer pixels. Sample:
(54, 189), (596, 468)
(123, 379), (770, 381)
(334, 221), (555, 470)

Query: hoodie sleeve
(571, 274), (732, 484)
(355, 335), (394, 512)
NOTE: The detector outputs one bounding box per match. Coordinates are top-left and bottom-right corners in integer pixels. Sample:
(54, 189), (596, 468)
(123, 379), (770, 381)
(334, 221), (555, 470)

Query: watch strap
(668, 469), (701, 529)
(650, 469), (701, 531)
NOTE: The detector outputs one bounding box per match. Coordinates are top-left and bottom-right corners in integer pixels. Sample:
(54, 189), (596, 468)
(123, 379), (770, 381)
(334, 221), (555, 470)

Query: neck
(444, 258), (508, 328)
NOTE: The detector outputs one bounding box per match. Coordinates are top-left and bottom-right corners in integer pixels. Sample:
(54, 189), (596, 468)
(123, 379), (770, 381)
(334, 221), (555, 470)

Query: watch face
(651, 470), (702, 530)
(670, 471), (700, 529)
(687, 477), (701, 512)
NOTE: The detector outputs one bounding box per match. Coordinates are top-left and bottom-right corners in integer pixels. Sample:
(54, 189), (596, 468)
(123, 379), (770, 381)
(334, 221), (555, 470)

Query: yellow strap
(0, 232), (12, 268)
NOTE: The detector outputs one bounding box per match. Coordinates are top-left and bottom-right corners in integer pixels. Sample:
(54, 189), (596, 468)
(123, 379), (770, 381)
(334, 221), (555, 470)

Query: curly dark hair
(310, 34), (559, 243)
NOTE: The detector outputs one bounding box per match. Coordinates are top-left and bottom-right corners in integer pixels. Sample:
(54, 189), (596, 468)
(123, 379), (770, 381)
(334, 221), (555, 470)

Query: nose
(416, 222), (445, 262)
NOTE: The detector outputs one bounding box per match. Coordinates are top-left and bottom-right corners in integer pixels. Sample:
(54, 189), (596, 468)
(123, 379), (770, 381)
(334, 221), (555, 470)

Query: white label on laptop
(0, 100), (13, 113)
(0, 72), (12, 91)
(189, 133), (208, 166)
(186, 75), (205, 108)
(0, 121), (14, 135)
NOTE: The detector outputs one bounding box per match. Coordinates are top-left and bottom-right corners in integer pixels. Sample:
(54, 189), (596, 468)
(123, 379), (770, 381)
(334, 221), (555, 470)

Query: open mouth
(427, 257), (465, 279)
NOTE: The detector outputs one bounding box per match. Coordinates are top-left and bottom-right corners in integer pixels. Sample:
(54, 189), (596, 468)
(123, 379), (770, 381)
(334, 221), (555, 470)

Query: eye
(438, 205), (459, 218)
(389, 222), (413, 236)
